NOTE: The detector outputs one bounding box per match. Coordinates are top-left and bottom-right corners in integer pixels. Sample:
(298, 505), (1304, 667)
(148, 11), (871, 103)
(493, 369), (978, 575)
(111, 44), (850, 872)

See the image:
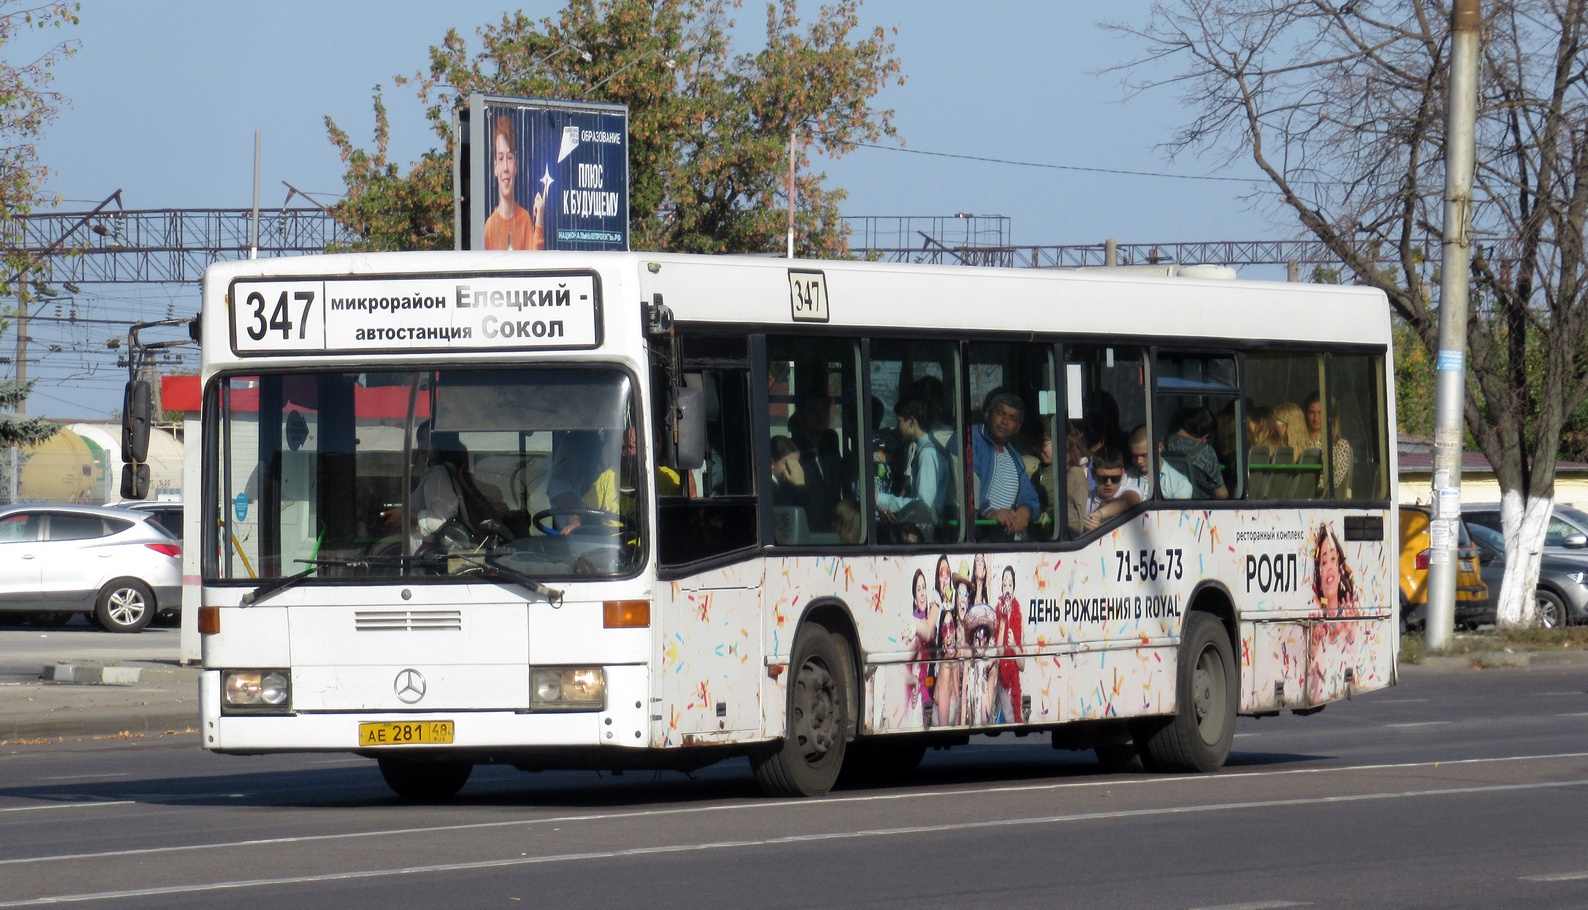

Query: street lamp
(514, 42), (592, 81)
(581, 49), (674, 98)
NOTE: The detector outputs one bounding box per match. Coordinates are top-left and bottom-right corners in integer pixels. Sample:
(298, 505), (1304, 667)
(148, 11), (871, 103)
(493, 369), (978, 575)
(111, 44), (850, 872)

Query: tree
(1113, 0), (1588, 627)
(326, 0), (901, 256)
(0, 2), (76, 449)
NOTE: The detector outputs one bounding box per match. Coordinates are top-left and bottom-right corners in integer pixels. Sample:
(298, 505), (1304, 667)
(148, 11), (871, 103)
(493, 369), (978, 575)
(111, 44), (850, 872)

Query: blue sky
(16, 0), (1290, 418)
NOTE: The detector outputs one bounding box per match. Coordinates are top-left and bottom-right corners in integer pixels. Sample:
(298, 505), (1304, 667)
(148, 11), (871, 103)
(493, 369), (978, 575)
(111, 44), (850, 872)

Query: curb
(1408, 649), (1588, 671)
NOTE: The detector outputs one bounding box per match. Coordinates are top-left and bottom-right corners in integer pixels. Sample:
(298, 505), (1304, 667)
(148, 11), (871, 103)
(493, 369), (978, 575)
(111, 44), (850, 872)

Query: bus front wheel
(1142, 611), (1236, 773)
(752, 624), (849, 797)
(377, 756), (472, 800)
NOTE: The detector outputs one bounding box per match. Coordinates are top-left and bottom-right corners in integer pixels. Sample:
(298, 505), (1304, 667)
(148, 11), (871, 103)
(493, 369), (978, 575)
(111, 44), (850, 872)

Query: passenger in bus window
(1082, 389), (1130, 457)
(971, 391), (1041, 541)
(769, 435), (807, 505)
(1247, 406), (1284, 448)
(1125, 425), (1156, 500)
(833, 499), (864, 544)
(1020, 422), (1055, 527)
(1273, 401), (1311, 452)
(1084, 448), (1140, 530)
(876, 397), (950, 538)
(1162, 406), (1230, 499)
(1305, 392), (1353, 496)
(787, 392), (843, 531)
(483, 114), (545, 252)
(1063, 425), (1090, 537)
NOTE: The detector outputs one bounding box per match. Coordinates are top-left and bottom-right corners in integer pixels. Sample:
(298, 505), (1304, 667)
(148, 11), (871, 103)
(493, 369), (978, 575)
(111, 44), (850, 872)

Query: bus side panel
(1305, 618), (1395, 704)
(759, 506), (1392, 739)
(655, 561), (766, 747)
(1245, 620), (1309, 711)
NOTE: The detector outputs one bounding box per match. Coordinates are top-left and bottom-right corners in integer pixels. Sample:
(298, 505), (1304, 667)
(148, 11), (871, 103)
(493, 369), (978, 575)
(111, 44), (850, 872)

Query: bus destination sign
(228, 273), (600, 355)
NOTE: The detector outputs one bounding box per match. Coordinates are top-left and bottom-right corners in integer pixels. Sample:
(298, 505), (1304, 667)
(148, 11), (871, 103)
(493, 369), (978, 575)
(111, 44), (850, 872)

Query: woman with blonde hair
(1272, 401), (1312, 452)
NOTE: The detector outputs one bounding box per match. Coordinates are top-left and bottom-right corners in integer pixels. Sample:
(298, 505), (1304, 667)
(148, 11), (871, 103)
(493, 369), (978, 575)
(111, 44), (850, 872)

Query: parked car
(1466, 520), (1588, 627)
(1398, 505), (1488, 631)
(1462, 502), (1588, 561)
(119, 500), (184, 542)
(0, 503), (181, 632)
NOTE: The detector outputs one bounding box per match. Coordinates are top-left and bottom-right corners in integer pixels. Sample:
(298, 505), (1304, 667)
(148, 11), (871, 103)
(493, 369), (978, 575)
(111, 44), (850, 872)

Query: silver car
(0, 503), (181, 632)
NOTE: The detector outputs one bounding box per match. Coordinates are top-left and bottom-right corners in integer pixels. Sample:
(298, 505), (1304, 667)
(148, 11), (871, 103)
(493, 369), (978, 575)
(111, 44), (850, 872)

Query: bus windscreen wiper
(241, 555), (416, 605)
(447, 553), (564, 605)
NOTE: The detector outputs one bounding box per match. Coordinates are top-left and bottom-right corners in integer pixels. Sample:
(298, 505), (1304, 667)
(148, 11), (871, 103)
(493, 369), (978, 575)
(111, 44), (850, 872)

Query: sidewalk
(0, 659), (200, 742)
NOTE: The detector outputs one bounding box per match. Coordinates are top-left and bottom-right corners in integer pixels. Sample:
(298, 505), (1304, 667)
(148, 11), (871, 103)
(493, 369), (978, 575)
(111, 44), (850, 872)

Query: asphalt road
(2, 665), (1586, 909)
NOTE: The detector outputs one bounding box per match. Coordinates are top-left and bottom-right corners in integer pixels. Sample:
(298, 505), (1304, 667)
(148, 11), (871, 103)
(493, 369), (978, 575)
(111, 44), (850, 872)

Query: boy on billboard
(484, 114), (545, 251)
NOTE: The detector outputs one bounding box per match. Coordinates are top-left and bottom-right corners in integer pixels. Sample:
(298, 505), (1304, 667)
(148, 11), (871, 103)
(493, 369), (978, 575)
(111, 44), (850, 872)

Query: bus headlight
(222, 669), (292, 714)
(530, 666), (605, 712)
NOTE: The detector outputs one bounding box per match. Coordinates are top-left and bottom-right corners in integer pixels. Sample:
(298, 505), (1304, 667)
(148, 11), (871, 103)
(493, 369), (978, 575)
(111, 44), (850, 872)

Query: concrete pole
(249, 131), (261, 260)
(1424, 0), (1481, 651)
(787, 128), (796, 259)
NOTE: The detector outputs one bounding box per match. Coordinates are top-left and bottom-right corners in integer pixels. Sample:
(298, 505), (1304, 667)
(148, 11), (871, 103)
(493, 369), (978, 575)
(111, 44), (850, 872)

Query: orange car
(1398, 505), (1489, 631)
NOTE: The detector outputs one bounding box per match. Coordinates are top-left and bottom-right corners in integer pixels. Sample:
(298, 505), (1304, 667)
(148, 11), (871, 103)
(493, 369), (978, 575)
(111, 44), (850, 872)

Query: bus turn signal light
(198, 606), (221, 635)
(604, 600), (650, 628)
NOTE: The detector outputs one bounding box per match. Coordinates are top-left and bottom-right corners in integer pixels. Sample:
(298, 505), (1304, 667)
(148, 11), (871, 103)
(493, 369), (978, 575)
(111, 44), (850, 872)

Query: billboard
(458, 93), (629, 252)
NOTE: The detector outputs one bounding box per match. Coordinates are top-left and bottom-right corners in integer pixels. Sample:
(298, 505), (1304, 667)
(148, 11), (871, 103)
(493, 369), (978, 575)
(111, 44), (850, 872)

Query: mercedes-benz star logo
(394, 668), (426, 704)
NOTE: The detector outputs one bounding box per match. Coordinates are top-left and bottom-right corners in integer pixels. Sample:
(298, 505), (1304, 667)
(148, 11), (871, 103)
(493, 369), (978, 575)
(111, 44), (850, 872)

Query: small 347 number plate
(358, 721), (454, 746)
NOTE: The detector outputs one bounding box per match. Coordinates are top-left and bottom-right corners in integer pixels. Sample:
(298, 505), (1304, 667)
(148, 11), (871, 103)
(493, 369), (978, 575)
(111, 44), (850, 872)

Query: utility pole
(1424, 0), (1481, 651)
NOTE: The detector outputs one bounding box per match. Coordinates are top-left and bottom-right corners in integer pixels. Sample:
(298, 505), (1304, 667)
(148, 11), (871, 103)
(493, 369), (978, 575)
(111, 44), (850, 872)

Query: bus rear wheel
(377, 756), (473, 800)
(1142, 612), (1236, 773)
(752, 624), (848, 797)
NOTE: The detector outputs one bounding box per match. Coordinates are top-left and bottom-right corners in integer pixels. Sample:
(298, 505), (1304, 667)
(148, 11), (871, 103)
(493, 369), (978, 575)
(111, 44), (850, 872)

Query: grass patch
(1400, 626), (1588, 664)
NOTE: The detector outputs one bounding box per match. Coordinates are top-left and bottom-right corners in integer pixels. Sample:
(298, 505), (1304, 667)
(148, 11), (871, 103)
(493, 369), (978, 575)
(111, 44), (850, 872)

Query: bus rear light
(198, 606), (220, 635)
(1415, 550), (1430, 571)
(604, 599), (650, 628)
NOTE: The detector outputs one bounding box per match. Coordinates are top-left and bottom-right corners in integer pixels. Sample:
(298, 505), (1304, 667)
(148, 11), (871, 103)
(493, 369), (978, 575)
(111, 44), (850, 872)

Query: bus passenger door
(657, 567), (766, 742)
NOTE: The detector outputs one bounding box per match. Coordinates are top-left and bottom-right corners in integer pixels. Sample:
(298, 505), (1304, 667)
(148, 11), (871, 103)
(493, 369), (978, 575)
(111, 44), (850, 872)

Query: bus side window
(766, 336), (862, 546)
(1063, 345), (1147, 537)
(868, 339), (963, 544)
(656, 337), (758, 568)
(965, 341), (1057, 542)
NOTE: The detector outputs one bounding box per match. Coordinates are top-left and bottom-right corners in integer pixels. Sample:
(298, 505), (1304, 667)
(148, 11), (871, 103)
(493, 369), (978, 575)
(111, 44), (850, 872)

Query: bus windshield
(207, 366), (642, 584)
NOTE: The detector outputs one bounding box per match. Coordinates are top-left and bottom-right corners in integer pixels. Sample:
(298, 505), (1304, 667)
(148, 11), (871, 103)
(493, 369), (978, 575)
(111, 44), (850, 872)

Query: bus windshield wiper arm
(241, 556), (410, 605)
(450, 553), (564, 605)
(242, 564), (320, 606)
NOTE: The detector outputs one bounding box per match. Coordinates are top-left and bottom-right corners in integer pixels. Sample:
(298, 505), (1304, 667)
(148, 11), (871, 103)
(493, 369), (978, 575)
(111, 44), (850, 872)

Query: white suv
(0, 503), (181, 632)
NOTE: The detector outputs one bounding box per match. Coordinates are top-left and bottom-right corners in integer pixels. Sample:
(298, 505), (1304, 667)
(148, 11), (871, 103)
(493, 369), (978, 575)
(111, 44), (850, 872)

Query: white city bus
(188, 251), (1397, 798)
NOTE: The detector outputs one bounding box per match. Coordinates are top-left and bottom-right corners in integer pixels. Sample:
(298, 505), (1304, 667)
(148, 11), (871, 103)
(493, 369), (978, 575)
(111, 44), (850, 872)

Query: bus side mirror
(123, 380), (153, 464)
(120, 463), (150, 500)
(672, 386), (705, 471)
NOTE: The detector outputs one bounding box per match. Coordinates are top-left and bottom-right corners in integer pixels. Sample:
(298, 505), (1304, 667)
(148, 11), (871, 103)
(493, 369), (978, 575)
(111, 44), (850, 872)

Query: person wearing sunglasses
(1084, 447), (1140, 531)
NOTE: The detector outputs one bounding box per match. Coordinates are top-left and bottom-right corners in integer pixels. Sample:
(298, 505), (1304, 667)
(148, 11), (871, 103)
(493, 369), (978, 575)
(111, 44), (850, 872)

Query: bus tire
(1143, 611), (1236, 773)
(377, 756), (472, 800)
(95, 579), (154, 632)
(752, 624), (848, 797)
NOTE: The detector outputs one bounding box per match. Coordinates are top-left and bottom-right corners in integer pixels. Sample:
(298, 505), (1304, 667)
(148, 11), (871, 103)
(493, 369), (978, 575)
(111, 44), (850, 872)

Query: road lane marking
(0, 801), (134, 814)
(3, 776), (1588, 905)
(5, 750), (1588, 867)
(1554, 712), (1588, 717)
(1521, 871), (1588, 882)
(1383, 721), (1452, 728)
(1190, 903), (1308, 910)
(33, 773), (131, 781)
